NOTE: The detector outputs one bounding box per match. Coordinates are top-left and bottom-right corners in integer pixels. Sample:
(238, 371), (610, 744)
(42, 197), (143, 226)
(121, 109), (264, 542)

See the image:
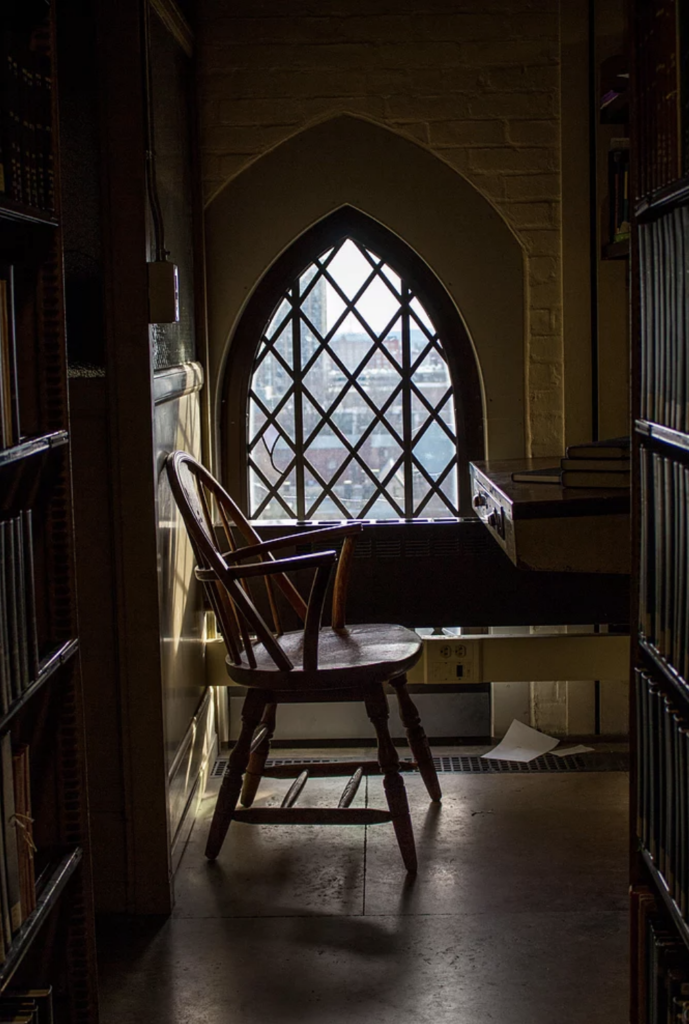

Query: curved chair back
(165, 451), (360, 674)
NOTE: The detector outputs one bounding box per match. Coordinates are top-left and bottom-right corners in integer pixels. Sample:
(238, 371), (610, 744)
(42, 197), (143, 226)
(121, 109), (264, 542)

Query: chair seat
(225, 623), (422, 691)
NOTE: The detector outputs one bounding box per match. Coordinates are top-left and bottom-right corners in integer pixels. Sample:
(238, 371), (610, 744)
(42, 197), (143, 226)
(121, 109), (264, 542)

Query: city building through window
(222, 209), (484, 520)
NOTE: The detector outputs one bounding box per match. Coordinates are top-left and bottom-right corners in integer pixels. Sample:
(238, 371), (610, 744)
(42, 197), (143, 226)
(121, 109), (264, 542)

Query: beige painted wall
(198, 0), (566, 456)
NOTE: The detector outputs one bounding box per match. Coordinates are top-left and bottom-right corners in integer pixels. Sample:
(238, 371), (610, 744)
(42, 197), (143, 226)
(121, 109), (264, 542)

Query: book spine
(0, 735), (21, 935)
(0, 524), (8, 716)
(652, 218), (662, 425)
(0, 747), (11, 957)
(20, 512), (38, 684)
(684, 465), (689, 684)
(661, 214), (670, 428)
(11, 746), (34, 920)
(675, 207), (686, 435)
(663, 455), (673, 656)
(4, 520), (19, 704)
(13, 518), (28, 695)
(675, 459), (686, 677)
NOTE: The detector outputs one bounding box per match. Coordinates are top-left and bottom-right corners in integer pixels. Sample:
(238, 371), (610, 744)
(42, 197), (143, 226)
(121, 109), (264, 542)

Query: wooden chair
(165, 450), (442, 874)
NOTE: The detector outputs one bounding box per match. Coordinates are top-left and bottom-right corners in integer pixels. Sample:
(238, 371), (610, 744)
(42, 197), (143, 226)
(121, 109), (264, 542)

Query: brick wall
(198, 0), (564, 454)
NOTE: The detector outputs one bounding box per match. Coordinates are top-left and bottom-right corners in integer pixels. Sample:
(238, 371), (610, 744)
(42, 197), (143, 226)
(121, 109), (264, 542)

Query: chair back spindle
(167, 451), (344, 676)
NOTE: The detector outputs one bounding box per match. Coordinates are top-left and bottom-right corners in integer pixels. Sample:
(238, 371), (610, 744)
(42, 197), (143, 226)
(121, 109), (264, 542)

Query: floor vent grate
(211, 751), (628, 778)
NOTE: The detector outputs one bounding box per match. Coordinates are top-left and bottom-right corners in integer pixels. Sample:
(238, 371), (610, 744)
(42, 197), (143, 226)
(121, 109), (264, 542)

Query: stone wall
(197, 0), (565, 454)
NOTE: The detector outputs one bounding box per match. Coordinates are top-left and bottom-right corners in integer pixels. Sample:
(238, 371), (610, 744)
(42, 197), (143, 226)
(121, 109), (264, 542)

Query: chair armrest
(221, 522), (364, 563)
(195, 550), (338, 582)
(195, 551), (336, 673)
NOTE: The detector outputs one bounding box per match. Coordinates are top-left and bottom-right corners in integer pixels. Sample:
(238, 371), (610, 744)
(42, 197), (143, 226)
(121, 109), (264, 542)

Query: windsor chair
(166, 450), (442, 873)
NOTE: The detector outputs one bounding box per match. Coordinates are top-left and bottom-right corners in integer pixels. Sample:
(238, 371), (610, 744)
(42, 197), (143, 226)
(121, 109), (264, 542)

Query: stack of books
(511, 437), (631, 488)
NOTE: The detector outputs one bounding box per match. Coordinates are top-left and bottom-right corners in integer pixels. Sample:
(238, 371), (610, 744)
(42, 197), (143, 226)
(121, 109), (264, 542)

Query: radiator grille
(211, 751), (628, 778)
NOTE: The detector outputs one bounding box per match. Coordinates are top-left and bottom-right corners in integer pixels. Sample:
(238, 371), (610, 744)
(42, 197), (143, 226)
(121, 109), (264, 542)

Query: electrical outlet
(423, 636), (481, 683)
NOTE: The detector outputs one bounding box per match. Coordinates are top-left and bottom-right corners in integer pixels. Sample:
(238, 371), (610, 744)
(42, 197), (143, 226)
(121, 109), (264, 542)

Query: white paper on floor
(481, 719), (559, 762)
(551, 744), (595, 757)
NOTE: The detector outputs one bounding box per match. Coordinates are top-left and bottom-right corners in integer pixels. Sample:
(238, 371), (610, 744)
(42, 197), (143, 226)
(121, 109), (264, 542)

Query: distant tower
(301, 272), (327, 359)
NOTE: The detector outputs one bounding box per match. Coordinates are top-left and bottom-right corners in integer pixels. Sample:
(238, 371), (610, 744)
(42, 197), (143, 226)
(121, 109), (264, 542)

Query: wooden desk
(470, 458), (630, 574)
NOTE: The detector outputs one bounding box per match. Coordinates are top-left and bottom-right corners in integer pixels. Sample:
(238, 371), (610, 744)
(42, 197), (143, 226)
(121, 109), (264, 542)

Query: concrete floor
(97, 748), (629, 1024)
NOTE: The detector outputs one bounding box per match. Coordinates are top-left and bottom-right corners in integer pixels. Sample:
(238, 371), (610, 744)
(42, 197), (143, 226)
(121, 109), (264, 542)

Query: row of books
(634, 887), (689, 1024)
(0, 989), (52, 1024)
(0, 737), (35, 963)
(0, 513), (39, 716)
(635, 669), (689, 922)
(0, 30), (53, 214)
(639, 450), (689, 679)
(639, 206), (689, 433)
(607, 140), (630, 245)
(635, 0), (681, 198)
(511, 436), (630, 488)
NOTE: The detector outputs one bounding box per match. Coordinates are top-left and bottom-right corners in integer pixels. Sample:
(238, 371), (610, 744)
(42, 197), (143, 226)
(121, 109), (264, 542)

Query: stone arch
(205, 114), (526, 465)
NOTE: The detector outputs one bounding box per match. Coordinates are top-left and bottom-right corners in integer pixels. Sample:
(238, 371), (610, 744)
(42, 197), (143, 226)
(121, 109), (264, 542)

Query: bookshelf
(631, 1), (689, 1019)
(591, 16), (631, 445)
(0, 2), (98, 1023)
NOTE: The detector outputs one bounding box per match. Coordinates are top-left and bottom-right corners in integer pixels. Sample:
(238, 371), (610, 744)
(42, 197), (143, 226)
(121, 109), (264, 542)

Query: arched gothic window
(223, 209), (484, 520)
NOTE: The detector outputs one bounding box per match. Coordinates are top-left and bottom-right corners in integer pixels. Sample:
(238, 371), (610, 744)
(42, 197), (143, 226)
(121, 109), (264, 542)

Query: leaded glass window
(247, 237), (460, 521)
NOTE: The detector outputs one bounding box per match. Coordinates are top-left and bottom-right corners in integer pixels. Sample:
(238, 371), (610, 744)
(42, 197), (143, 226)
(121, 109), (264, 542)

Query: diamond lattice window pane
(437, 394), (456, 430)
(330, 390), (377, 445)
(331, 464), (379, 518)
(366, 494), (402, 520)
(248, 402), (268, 441)
(413, 420), (455, 480)
(250, 466), (298, 519)
(411, 390), (433, 439)
(303, 354), (340, 411)
(410, 296), (435, 334)
(304, 466), (333, 518)
(422, 490), (455, 518)
(412, 466), (433, 511)
(326, 240), (375, 299)
(410, 330), (436, 365)
(300, 269), (327, 340)
(357, 276), (403, 336)
(301, 394), (325, 440)
(361, 427), (403, 480)
(378, 261), (402, 298)
(306, 424), (351, 479)
(440, 469), (459, 511)
(275, 394), (296, 439)
(412, 347), (453, 397)
(358, 351), (402, 408)
(308, 493), (349, 520)
(269, 320), (293, 370)
(328, 332), (374, 376)
(324, 280), (347, 334)
(254, 424), (295, 475)
(265, 296), (292, 341)
(251, 350), (291, 411)
(249, 432), (293, 485)
(380, 317), (404, 370)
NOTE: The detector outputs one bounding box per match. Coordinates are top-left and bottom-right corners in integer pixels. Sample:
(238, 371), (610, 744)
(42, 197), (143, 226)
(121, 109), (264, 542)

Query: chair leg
(240, 702), (277, 807)
(391, 675), (442, 803)
(365, 684), (418, 874)
(206, 689), (267, 861)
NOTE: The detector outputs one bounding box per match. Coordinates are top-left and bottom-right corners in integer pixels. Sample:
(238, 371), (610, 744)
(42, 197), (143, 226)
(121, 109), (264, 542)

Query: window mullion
(401, 282), (413, 518)
(293, 281), (305, 520)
